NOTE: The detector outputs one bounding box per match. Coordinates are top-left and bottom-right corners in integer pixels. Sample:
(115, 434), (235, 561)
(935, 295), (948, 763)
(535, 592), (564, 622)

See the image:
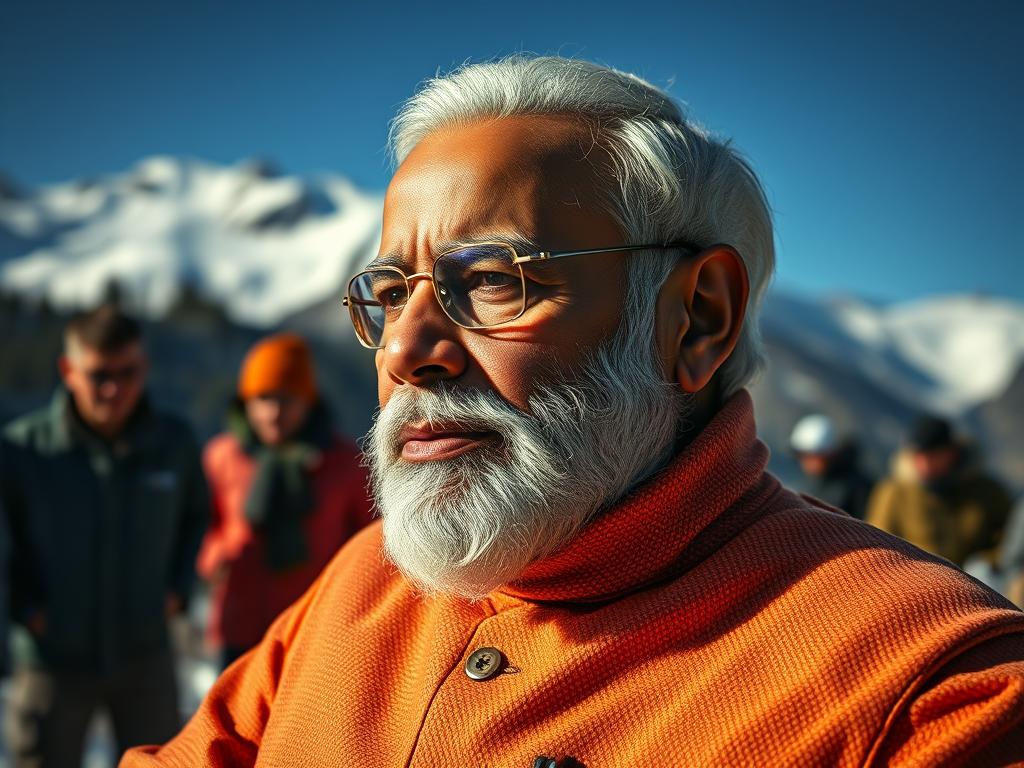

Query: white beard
(365, 339), (690, 599)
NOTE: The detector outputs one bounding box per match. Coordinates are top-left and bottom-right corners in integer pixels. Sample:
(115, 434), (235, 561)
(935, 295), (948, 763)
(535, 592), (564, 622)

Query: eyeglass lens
(346, 244), (525, 347)
(347, 269), (401, 346)
(86, 365), (142, 386)
(433, 245), (524, 327)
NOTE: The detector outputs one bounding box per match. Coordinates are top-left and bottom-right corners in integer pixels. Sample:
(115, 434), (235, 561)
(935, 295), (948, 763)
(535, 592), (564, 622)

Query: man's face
(798, 452), (833, 478)
(376, 114), (631, 420)
(367, 115), (689, 597)
(912, 445), (959, 483)
(245, 392), (311, 446)
(59, 341), (147, 438)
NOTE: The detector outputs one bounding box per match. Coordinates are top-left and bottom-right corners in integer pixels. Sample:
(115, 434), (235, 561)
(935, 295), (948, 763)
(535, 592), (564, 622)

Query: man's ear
(655, 245), (749, 393)
(57, 355), (73, 385)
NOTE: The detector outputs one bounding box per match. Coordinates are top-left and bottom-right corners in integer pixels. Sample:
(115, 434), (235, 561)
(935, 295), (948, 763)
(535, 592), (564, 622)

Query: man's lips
(398, 424), (496, 462)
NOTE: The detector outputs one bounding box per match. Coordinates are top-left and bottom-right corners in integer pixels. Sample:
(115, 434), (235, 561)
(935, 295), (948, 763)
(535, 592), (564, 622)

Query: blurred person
(124, 57), (1024, 767)
(197, 333), (372, 669)
(0, 497), (9, 678)
(788, 413), (874, 519)
(0, 304), (209, 766)
(867, 414), (1012, 567)
(1002, 498), (1024, 608)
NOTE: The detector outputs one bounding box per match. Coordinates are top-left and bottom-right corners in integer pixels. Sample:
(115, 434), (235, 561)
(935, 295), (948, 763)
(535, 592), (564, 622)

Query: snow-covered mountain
(2, 158), (1022, 486)
(0, 157), (382, 326)
(761, 292), (1024, 417)
(750, 291), (1024, 489)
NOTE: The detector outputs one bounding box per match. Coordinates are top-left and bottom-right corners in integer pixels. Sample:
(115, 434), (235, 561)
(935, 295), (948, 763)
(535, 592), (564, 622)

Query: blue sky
(1, 0), (1021, 302)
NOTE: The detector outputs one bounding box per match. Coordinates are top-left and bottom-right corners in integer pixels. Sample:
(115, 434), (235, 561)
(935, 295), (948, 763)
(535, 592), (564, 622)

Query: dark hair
(907, 414), (955, 452)
(65, 304), (142, 353)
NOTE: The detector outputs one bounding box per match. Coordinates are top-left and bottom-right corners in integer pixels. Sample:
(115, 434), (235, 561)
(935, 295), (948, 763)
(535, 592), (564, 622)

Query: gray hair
(390, 56), (775, 396)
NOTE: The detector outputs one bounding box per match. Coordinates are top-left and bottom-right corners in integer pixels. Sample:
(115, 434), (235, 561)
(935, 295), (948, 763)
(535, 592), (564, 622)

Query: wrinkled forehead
(381, 115), (618, 261)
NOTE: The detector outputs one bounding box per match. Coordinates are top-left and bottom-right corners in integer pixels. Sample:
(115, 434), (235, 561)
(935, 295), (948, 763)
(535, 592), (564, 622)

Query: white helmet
(790, 414), (839, 454)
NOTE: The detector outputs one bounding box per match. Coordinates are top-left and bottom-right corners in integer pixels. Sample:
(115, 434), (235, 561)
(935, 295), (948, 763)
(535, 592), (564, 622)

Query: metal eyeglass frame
(341, 240), (701, 349)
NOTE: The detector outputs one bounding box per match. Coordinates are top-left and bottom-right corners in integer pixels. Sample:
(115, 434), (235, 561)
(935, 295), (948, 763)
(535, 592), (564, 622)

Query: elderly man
(2, 304), (209, 766)
(124, 57), (1024, 767)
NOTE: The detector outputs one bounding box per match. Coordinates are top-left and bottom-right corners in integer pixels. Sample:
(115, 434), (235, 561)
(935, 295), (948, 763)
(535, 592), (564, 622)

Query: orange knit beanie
(237, 333), (318, 403)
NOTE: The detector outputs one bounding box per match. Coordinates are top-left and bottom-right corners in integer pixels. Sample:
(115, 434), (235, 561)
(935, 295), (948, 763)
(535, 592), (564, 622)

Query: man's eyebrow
(367, 234), (541, 269)
(364, 253), (411, 270)
(435, 233), (539, 255)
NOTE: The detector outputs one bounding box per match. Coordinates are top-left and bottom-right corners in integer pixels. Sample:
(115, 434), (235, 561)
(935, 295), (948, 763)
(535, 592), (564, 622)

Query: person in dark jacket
(788, 414), (874, 520)
(0, 304), (209, 766)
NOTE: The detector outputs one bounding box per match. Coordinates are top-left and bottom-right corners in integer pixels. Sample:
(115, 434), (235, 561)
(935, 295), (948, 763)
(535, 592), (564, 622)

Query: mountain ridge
(0, 156), (382, 326)
(2, 157), (1021, 488)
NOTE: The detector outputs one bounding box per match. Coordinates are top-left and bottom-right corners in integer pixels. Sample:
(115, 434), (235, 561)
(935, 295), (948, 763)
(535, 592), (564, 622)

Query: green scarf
(229, 400), (333, 572)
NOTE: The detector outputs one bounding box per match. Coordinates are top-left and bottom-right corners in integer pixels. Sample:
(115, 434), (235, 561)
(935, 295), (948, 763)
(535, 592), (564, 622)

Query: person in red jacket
(197, 333), (372, 667)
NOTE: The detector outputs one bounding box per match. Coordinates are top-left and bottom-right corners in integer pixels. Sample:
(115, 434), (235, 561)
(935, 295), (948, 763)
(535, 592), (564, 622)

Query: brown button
(465, 646), (503, 681)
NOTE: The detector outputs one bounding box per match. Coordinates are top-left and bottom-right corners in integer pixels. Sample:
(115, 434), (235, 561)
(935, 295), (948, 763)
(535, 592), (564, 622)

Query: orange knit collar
(502, 390), (781, 604)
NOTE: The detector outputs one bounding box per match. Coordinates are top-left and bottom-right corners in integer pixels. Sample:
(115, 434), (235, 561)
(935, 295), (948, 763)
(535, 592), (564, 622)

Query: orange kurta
(123, 393), (1024, 767)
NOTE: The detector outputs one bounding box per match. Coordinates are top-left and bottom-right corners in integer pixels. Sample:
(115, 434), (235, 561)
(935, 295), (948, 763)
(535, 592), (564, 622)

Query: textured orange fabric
(874, 634), (1024, 767)
(236, 333), (317, 403)
(122, 392), (1024, 767)
(197, 433), (374, 649)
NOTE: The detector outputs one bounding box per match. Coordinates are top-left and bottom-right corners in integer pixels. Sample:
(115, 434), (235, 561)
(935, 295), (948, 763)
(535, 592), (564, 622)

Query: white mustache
(375, 385), (531, 456)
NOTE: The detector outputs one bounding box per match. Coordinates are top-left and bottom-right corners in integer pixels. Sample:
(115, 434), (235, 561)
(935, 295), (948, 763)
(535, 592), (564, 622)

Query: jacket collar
(502, 390), (781, 604)
(46, 388), (73, 451)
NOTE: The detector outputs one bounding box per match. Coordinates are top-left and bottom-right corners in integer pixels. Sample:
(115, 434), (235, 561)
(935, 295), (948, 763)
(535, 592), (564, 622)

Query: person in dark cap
(867, 413), (1012, 566)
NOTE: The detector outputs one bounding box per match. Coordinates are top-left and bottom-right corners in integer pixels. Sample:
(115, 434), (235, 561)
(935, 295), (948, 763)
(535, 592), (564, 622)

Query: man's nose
(380, 281), (467, 386)
(98, 380), (120, 399)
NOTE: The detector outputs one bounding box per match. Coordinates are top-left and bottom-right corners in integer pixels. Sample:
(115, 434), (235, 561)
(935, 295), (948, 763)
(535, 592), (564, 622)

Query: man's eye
(470, 271), (517, 289)
(374, 286), (406, 308)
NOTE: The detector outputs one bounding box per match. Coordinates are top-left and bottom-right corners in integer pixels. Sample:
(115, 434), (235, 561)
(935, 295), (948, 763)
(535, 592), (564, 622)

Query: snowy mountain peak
(763, 292), (1024, 415)
(0, 157), (383, 326)
(2, 157), (1022, 420)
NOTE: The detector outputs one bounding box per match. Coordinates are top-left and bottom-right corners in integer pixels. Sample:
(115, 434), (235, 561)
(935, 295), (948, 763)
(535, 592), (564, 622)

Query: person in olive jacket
(0, 304), (209, 767)
(867, 414), (1012, 568)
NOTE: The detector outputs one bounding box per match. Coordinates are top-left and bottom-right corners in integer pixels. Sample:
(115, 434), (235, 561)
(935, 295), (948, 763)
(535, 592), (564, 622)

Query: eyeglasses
(84, 364), (143, 387)
(342, 240), (699, 349)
